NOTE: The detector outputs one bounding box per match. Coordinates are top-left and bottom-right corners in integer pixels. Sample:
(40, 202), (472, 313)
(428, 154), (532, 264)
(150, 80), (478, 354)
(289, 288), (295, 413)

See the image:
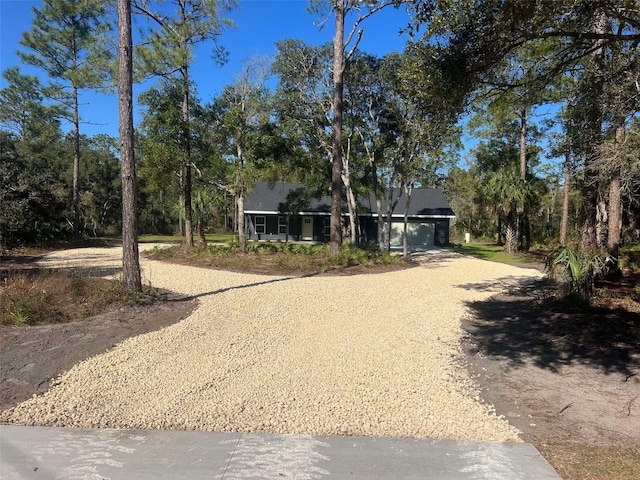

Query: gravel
(0, 246), (543, 441)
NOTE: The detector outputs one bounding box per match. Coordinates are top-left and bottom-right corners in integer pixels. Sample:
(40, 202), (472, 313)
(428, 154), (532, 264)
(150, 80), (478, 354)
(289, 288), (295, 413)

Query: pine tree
(19, 0), (113, 239)
(133, 0), (235, 248)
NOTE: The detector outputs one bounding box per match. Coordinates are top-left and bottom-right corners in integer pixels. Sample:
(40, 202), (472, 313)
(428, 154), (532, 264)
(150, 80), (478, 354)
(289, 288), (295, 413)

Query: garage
(390, 221), (435, 248)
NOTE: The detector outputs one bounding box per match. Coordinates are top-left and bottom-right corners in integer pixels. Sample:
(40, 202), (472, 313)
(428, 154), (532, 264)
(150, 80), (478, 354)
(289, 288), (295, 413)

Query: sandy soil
(1, 246), (545, 442)
(463, 287), (640, 447)
(0, 295), (197, 412)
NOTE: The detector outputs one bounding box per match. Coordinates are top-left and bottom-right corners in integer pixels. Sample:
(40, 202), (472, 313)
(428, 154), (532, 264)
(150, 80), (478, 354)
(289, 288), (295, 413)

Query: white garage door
(390, 222), (435, 247)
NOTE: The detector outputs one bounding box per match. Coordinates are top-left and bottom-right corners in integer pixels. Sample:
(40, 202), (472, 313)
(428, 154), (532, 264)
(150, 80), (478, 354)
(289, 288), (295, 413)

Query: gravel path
(0, 246), (543, 441)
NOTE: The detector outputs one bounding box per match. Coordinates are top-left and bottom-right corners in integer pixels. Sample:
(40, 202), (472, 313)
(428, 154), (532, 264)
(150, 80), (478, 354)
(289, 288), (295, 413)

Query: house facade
(244, 182), (456, 247)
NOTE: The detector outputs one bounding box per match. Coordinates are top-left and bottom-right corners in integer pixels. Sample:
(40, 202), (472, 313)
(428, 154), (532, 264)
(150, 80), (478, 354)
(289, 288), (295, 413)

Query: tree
(344, 53), (390, 249)
(138, 80), (194, 235)
(0, 126), (72, 248)
(118, 0), (142, 292)
(79, 134), (122, 236)
(309, 0), (411, 255)
(0, 67), (67, 140)
(208, 56), (272, 251)
(272, 39), (334, 186)
(278, 187), (313, 243)
(423, 0), (640, 257)
(484, 168), (537, 254)
(444, 166), (483, 239)
(19, 0), (113, 239)
(133, 0), (235, 248)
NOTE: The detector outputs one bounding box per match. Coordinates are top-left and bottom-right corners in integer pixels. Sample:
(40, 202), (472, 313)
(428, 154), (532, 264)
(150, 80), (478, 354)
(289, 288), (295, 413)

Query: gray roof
(245, 182), (455, 218)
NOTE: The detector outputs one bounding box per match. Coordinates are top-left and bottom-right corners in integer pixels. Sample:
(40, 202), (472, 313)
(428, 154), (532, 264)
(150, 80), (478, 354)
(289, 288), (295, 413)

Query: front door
(301, 216), (313, 240)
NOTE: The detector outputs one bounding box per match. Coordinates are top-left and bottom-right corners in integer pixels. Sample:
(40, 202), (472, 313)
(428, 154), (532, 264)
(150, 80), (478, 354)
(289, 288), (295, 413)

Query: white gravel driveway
(1, 246), (543, 441)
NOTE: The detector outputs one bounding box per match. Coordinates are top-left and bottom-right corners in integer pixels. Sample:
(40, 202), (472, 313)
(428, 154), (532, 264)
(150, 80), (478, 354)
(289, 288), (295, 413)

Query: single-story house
(244, 182), (455, 248)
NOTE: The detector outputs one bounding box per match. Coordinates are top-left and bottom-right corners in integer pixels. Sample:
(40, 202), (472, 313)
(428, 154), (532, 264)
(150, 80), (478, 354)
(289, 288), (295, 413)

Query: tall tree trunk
(580, 9), (607, 254)
(385, 187), (394, 252)
(342, 169), (358, 244)
(117, 0), (141, 292)
(376, 195), (384, 251)
(72, 84), (81, 239)
(181, 66), (194, 248)
(402, 184), (413, 259)
(342, 136), (358, 244)
(519, 105), (527, 179)
(607, 117), (624, 274)
(385, 184), (401, 252)
(369, 151), (384, 250)
(330, 2), (345, 256)
(237, 141), (246, 252)
(345, 183), (358, 244)
(519, 104), (531, 250)
(560, 153), (571, 246)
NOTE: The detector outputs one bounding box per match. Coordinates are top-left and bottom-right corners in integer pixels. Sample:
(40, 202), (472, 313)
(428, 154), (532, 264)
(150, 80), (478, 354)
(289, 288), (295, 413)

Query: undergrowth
(148, 241), (402, 275)
(1, 269), (160, 326)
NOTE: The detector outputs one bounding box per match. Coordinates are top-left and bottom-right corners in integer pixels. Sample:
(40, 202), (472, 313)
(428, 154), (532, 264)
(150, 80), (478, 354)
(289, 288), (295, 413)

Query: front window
(323, 217), (330, 237)
(278, 216), (287, 234)
(255, 216), (266, 234)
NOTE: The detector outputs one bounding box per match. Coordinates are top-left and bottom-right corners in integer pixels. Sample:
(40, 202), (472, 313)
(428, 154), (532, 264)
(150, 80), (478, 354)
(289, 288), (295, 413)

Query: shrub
(547, 247), (611, 303)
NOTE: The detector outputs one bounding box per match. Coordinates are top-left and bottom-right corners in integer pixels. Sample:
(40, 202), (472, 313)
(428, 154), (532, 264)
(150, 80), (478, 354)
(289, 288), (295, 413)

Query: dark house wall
(434, 220), (450, 246)
(248, 214), (305, 241)
(361, 218), (451, 247)
(247, 213), (450, 246)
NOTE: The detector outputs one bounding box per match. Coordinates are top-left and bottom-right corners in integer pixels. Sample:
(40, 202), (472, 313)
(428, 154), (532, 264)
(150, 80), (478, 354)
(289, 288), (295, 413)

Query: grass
(448, 242), (538, 265)
(0, 269), (160, 326)
(539, 444), (640, 480)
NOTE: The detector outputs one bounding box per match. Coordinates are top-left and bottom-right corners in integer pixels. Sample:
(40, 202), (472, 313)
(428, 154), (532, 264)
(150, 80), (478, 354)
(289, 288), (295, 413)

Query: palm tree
(484, 168), (536, 254)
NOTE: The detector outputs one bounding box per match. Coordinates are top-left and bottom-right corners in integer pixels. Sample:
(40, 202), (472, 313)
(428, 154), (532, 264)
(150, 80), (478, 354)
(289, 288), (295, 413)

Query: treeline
(1, 0), (639, 264)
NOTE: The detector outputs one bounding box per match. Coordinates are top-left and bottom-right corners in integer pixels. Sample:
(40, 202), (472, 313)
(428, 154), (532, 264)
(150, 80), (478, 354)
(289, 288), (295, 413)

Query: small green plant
(547, 246), (611, 303)
(9, 309), (29, 325)
(596, 287), (611, 300)
(68, 270), (85, 295)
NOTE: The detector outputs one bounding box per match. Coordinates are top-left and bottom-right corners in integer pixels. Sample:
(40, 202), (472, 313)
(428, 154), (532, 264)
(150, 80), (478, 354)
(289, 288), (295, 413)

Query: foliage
(0, 67), (68, 138)
(0, 131), (70, 248)
(483, 166), (541, 253)
(0, 269), (157, 326)
(147, 240), (400, 275)
(547, 246), (611, 303)
(19, 0), (115, 237)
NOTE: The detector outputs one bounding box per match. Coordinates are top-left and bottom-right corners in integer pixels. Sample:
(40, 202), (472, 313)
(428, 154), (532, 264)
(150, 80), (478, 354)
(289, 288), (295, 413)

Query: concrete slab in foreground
(0, 425), (561, 479)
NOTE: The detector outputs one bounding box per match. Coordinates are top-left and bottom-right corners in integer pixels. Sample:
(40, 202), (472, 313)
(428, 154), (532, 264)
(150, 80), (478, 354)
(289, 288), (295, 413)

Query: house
(244, 182), (455, 247)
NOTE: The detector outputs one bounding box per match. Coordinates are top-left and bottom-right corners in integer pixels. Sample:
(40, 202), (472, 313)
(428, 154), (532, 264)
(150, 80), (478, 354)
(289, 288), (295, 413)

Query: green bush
(547, 246), (611, 303)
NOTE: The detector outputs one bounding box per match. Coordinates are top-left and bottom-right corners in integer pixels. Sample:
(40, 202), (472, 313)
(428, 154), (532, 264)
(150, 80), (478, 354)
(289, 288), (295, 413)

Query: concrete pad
(0, 425), (561, 479)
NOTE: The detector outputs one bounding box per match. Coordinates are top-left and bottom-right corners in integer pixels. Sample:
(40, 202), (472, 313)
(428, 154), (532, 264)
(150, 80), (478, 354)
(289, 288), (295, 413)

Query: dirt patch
(462, 277), (640, 475)
(0, 294), (197, 412)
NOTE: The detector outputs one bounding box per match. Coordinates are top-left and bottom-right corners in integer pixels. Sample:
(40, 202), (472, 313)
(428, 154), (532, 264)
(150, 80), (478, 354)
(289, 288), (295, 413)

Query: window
(323, 217), (331, 237)
(278, 216), (287, 234)
(255, 216), (266, 234)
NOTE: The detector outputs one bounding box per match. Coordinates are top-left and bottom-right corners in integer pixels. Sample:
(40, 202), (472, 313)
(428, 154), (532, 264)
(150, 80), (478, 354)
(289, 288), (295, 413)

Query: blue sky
(1, 0), (414, 138)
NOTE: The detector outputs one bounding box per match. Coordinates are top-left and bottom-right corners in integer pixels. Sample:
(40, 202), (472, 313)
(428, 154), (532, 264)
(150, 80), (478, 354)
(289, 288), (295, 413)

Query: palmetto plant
(547, 246), (611, 303)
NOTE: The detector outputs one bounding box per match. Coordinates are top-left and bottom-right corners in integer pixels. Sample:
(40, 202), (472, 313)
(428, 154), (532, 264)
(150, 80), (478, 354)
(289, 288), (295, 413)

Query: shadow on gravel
(456, 276), (540, 293)
(464, 291), (640, 377)
(185, 273), (318, 301)
(407, 249), (462, 267)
